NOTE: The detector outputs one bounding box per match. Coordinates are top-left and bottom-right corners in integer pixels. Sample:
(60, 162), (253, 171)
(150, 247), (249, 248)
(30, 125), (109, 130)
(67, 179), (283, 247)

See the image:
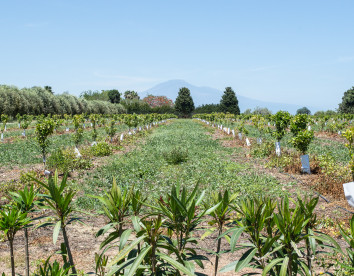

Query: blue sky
(0, 0), (353, 110)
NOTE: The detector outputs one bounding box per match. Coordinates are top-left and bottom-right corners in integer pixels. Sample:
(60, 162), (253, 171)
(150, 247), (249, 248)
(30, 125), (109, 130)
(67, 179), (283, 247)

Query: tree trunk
(24, 228), (30, 276)
(62, 226), (77, 275)
(214, 227), (223, 276)
(9, 238), (15, 276)
(306, 239), (312, 275)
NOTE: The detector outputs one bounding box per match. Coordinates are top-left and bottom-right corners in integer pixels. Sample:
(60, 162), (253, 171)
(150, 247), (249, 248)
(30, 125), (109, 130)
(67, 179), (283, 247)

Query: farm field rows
(1, 118), (354, 275)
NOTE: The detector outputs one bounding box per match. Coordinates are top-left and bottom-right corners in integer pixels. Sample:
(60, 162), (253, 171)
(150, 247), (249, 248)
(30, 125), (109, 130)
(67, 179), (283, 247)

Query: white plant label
(44, 170), (51, 176)
(139, 127), (142, 131)
(66, 128), (69, 132)
(91, 141), (97, 146)
(232, 129), (235, 137)
(128, 131), (132, 135)
(268, 122), (270, 126)
(343, 182), (354, 208)
(227, 128), (230, 135)
(74, 147), (82, 158)
(4, 126), (6, 131)
(300, 154), (311, 174)
(238, 133), (242, 140)
(1, 133), (3, 140)
(246, 138), (251, 146)
(275, 142), (281, 156)
(18, 123), (21, 128)
(120, 134), (124, 141)
(91, 123), (93, 127)
(257, 137), (262, 144)
(308, 126), (311, 131)
(22, 130), (26, 137)
(338, 131), (341, 135)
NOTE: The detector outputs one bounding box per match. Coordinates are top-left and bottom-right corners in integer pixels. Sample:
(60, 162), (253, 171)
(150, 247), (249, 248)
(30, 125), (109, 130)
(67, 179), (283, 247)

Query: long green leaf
(53, 221), (61, 245)
(262, 258), (284, 276)
(158, 253), (195, 276)
(107, 235), (146, 267)
(126, 245), (151, 276)
(235, 247), (257, 272)
(279, 256), (289, 276)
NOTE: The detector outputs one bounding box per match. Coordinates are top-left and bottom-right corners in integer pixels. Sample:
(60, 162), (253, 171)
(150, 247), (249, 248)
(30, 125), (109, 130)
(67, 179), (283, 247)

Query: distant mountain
(140, 80), (320, 114)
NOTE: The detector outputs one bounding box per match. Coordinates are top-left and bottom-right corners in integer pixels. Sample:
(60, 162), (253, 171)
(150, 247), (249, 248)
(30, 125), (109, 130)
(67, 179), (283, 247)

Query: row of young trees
(2, 174), (354, 275)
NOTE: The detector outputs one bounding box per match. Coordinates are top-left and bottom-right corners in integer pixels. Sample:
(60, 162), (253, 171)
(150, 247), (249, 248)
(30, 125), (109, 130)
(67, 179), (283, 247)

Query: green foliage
(107, 89), (121, 104)
(124, 90), (140, 100)
(194, 104), (221, 114)
(290, 130), (314, 154)
(342, 127), (354, 180)
(35, 118), (55, 164)
(252, 106), (272, 116)
(338, 86), (354, 114)
(0, 114), (9, 132)
(336, 215), (354, 273)
(47, 148), (92, 173)
(21, 115), (33, 130)
(89, 142), (112, 157)
(175, 87), (195, 117)
(105, 119), (117, 142)
(121, 99), (150, 114)
(222, 195), (337, 275)
(0, 205), (31, 276)
(296, 106), (311, 115)
(89, 114), (100, 141)
(0, 85), (126, 117)
(72, 114), (84, 147)
(235, 119), (249, 135)
(270, 111), (291, 141)
(219, 87), (240, 115)
(31, 171), (81, 275)
(92, 179), (134, 249)
(80, 89), (109, 101)
(314, 110), (337, 117)
(162, 146), (188, 165)
(34, 255), (71, 276)
(251, 140), (274, 158)
(204, 190), (238, 275)
(290, 114), (309, 136)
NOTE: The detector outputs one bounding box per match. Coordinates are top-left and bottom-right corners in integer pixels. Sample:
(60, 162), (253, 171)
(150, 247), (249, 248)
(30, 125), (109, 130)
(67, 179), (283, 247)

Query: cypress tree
(220, 87), (240, 115)
(175, 87), (195, 117)
(338, 87), (354, 114)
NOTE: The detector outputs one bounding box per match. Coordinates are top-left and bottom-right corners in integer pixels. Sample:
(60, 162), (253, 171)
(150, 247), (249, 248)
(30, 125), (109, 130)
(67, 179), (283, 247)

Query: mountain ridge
(140, 80), (320, 114)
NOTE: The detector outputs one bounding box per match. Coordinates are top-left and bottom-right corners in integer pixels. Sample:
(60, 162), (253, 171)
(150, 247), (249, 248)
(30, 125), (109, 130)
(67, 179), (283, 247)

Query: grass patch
(77, 119), (286, 210)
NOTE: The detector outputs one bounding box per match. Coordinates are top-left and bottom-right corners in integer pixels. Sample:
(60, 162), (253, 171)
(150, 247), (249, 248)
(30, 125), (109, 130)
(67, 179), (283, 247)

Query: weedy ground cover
(0, 125), (127, 168)
(76, 119), (286, 210)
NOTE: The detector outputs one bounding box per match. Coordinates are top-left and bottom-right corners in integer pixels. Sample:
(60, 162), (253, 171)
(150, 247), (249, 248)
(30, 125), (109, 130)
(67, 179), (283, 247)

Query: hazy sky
(1, 1), (353, 110)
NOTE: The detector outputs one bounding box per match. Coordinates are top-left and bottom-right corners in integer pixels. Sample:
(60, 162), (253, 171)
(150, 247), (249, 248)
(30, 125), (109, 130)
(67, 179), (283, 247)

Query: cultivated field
(1, 114), (354, 275)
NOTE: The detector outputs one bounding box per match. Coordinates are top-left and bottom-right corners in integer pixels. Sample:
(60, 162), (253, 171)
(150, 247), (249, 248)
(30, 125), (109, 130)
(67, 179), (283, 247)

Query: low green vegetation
(77, 119), (286, 210)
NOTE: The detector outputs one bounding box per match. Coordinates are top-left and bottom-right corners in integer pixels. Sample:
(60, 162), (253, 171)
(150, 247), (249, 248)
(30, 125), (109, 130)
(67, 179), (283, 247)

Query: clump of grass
(163, 147), (188, 165)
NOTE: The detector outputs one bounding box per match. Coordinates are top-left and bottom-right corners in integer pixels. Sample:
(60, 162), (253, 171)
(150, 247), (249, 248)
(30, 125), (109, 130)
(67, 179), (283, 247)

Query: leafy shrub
(47, 148), (92, 173)
(290, 129), (314, 155)
(89, 142), (112, 157)
(270, 110), (291, 141)
(163, 147), (188, 165)
(250, 140), (273, 158)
